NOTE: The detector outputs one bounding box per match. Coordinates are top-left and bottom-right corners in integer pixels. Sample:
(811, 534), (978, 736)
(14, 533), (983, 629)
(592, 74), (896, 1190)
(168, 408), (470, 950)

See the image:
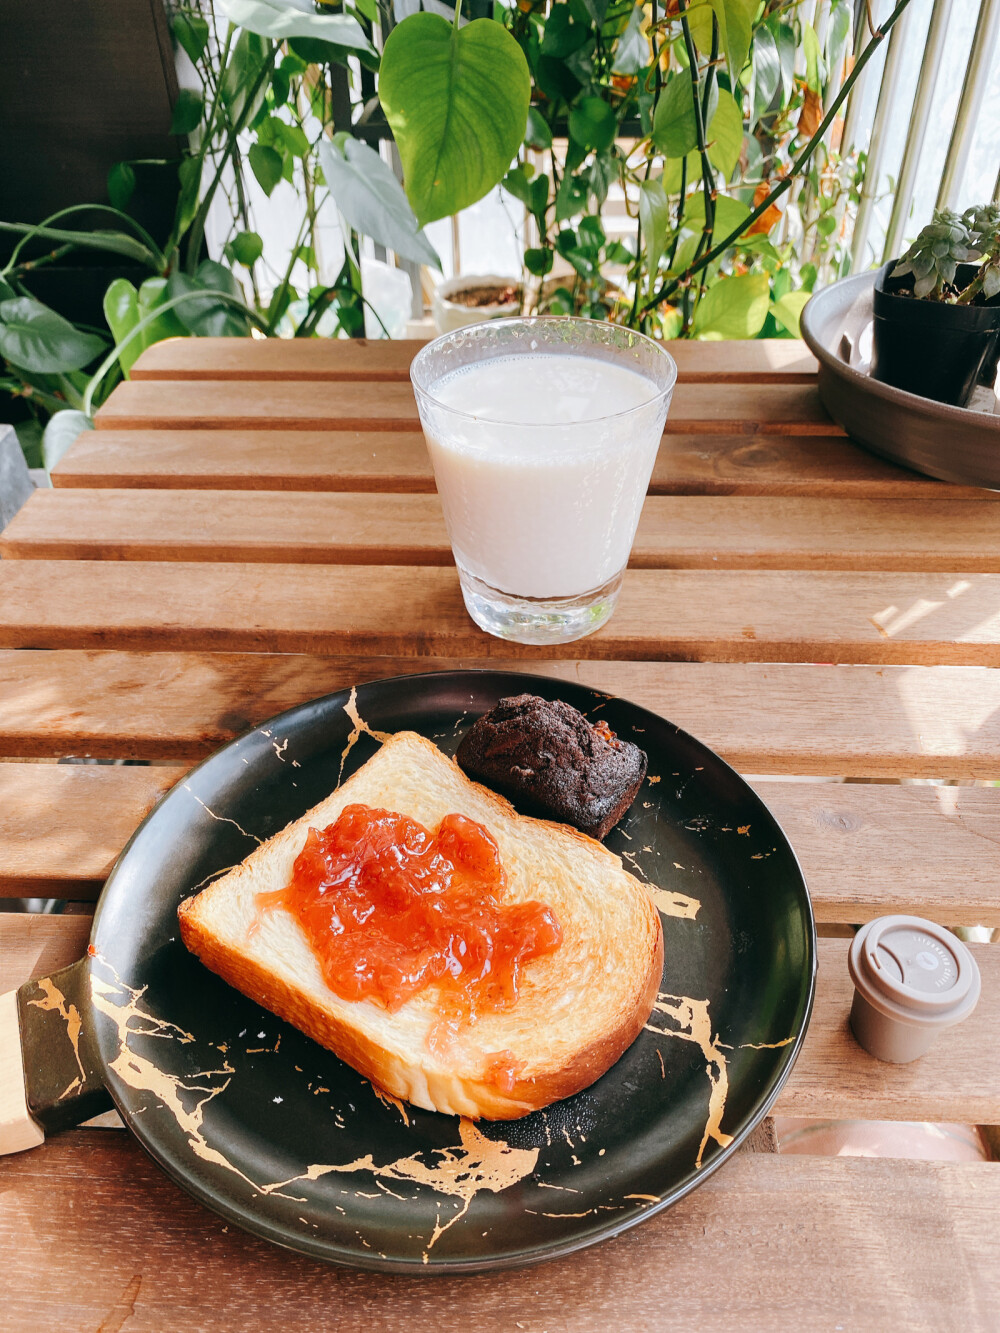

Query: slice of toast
(178, 731), (663, 1119)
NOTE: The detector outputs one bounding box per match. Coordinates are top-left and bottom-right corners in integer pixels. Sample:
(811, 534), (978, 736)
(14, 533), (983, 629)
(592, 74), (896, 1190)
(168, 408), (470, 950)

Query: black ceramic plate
(83, 670), (814, 1272)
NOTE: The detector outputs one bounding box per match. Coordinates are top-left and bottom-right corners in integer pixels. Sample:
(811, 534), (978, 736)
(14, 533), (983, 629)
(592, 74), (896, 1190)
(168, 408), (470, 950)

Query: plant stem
(183, 46), (277, 274)
(5, 243), (77, 278)
(641, 0), (916, 314)
(1, 208), (165, 274)
(666, 156), (688, 270)
(690, 11), (721, 322)
(677, 0), (716, 333)
(263, 208), (311, 336)
(2, 379), (72, 416)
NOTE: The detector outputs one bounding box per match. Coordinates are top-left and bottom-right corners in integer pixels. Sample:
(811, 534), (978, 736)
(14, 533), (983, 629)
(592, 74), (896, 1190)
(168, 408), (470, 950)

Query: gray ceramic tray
(801, 271), (1000, 490)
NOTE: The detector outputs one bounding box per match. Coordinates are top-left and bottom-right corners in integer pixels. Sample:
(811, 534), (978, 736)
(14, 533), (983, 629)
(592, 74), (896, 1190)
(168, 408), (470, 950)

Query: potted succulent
(872, 205), (1000, 407)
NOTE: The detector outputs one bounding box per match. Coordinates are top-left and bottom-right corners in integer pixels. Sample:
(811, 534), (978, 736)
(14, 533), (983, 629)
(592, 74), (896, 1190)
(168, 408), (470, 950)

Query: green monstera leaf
(378, 13), (530, 226)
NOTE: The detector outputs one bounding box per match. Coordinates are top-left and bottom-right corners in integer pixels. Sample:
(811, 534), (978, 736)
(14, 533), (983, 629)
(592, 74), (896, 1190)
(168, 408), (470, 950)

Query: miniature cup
(848, 915), (981, 1064)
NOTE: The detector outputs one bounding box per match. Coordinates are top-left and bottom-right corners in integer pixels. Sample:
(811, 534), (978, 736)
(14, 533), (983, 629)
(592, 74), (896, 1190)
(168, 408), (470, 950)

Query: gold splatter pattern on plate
(28, 977), (87, 1101)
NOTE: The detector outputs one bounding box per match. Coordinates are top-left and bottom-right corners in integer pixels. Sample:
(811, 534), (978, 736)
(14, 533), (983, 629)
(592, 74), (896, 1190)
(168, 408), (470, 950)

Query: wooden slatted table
(2, 338), (998, 1330)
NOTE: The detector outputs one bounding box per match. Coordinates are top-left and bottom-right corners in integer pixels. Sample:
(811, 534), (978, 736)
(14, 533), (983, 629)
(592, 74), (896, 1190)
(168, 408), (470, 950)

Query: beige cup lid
(849, 915), (981, 1027)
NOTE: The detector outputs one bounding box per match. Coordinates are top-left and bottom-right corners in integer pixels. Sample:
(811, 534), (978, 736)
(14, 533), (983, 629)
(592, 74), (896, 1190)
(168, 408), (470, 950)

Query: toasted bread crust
(178, 906), (663, 1119)
(178, 731), (664, 1119)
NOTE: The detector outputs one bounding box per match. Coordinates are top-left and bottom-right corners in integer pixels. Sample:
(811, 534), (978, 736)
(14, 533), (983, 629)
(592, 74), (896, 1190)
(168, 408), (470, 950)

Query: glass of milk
(410, 317), (677, 644)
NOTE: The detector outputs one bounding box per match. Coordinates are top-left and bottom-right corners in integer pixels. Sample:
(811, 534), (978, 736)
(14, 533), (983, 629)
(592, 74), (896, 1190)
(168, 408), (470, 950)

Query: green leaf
(167, 262), (252, 337)
(707, 89), (744, 179)
(662, 150), (701, 194)
(379, 13), (531, 225)
(524, 247), (554, 276)
(692, 272), (770, 339)
(826, 0), (852, 73)
(175, 156), (203, 234)
(170, 88), (204, 136)
(502, 165), (532, 208)
(525, 107), (553, 150)
(769, 17), (796, 103)
(685, 1), (716, 55)
(612, 4), (648, 75)
(578, 215), (605, 243)
(270, 63), (290, 106)
(107, 162), (136, 211)
(580, 0), (610, 24)
(568, 96), (617, 152)
(0, 297), (106, 373)
(136, 277), (187, 344)
(771, 289), (810, 336)
(680, 191), (750, 241)
(172, 12), (210, 63)
(554, 169), (588, 222)
(529, 174), (550, 218)
(318, 137), (441, 269)
(803, 22), (822, 94)
(286, 34), (378, 73)
(42, 410), (94, 472)
(751, 25), (780, 125)
(13, 419), (43, 469)
(540, 5), (590, 57)
(534, 55), (582, 104)
(652, 72), (717, 159)
(103, 278), (142, 376)
(217, 0), (375, 55)
(230, 231), (264, 266)
(274, 120), (309, 158)
(0, 219), (157, 268)
(638, 178), (670, 281)
(221, 29), (272, 124)
(249, 142), (283, 196)
(713, 0), (757, 83)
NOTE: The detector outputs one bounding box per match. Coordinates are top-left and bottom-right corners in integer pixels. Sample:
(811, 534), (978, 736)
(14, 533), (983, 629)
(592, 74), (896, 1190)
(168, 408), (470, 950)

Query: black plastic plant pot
(871, 261), (1000, 407)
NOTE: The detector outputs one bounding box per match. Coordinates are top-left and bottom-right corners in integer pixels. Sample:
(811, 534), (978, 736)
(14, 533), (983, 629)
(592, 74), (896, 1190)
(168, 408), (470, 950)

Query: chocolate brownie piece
(456, 694), (647, 841)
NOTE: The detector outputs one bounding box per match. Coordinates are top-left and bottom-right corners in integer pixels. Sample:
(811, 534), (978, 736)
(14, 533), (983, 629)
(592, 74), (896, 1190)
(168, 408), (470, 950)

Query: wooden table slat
(0, 764), (185, 895)
(53, 428), (995, 498)
(9, 490), (1000, 570)
(3, 765), (1000, 928)
(2, 917), (999, 1124)
(93, 378), (843, 435)
(2, 652), (998, 778)
(3, 1132), (996, 1331)
(2, 562), (999, 665)
(129, 336), (820, 383)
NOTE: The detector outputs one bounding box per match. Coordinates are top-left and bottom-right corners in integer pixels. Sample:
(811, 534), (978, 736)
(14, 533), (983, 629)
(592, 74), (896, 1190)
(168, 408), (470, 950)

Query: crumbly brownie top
(456, 694), (647, 840)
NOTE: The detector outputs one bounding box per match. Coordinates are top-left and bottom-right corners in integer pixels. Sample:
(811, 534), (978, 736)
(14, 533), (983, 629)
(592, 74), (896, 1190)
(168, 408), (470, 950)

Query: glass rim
(409, 315), (678, 428)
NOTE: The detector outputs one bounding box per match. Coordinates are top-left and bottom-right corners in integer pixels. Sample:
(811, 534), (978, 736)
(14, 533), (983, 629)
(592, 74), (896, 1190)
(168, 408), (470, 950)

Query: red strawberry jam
(257, 804), (561, 1023)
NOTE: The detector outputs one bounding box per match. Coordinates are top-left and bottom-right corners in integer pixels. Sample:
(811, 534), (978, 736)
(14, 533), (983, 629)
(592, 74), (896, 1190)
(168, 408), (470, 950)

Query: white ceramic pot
(431, 274), (522, 335)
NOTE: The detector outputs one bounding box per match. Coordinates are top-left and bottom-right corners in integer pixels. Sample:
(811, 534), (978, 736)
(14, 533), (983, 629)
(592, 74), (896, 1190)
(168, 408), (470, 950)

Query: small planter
(431, 274), (521, 334)
(871, 260), (1000, 407)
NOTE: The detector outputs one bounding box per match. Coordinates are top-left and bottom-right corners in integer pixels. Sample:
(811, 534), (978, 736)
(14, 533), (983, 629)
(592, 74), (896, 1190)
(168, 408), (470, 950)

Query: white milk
(421, 353), (668, 599)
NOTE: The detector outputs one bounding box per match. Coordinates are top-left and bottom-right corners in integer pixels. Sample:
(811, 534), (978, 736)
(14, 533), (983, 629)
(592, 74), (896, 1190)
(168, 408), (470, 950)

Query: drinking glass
(410, 317), (677, 645)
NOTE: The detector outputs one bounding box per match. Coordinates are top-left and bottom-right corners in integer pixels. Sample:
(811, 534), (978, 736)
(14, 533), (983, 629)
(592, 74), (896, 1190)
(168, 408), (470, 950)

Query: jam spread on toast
(257, 805), (561, 1074)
